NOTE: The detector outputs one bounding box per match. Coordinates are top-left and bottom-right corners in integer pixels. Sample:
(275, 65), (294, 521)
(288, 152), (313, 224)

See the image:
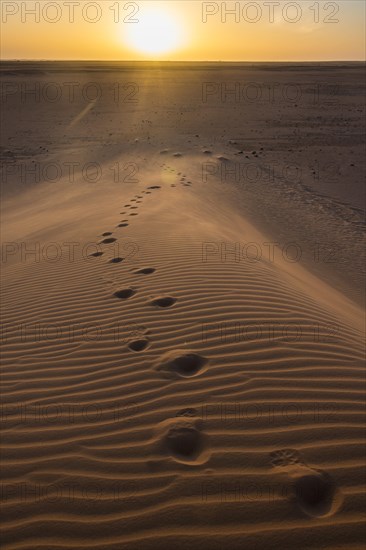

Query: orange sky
(1, 1), (365, 61)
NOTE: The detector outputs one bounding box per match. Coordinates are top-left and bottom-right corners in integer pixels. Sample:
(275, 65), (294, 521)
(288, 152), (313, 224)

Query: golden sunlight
(123, 9), (184, 56)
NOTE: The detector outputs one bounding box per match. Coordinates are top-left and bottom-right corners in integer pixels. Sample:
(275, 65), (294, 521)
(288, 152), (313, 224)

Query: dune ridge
(1, 153), (365, 549)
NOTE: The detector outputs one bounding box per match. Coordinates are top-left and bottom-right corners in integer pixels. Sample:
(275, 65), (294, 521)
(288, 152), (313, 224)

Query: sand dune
(1, 63), (365, 549)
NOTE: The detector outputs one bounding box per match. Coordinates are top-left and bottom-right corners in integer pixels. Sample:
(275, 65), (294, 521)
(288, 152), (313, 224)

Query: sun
(124, 9), (183, 56)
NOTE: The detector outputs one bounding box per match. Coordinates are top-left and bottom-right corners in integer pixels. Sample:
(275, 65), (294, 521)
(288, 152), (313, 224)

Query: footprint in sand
(130, 213), (138, 216)
(149, 417), (209, 467)
(154, 350), (208, 379)
(117, 223), (129, 228)
(114, 288), (136, 300)
(124, 204), (131, 207)
(294, 472), (339, 518)
(147, 186), (161, 190)
(135, 267), (156, 275)
(102, 232), (113, 237)
(269, 448), (342, 517)
(130, 206), (138, 210)
(109, 257), (124, 263)
(166, 426), (202, 460)
(100, 237), (117, 244)
(90, 251), (104, 257)
(128, 338), (150, 352)
(150, 296), (177, 308)
(160, 418), (209, 465)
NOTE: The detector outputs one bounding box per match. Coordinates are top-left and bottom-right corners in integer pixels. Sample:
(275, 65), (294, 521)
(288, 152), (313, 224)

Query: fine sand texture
(1, 62), (365, 550)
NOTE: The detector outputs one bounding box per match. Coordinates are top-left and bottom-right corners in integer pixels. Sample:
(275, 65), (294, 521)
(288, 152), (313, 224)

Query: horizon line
(1, 59), (365, 63)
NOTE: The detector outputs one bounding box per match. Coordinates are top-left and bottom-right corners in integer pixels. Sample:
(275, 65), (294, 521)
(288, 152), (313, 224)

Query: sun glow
(124, 9), (184, 56)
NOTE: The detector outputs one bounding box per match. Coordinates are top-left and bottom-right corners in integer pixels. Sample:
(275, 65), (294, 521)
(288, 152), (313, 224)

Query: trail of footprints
(161, 163), (192, 187)
(93, 167), (191, 261)
(90, 177), (341, 517)
(93, 183), (182, 362)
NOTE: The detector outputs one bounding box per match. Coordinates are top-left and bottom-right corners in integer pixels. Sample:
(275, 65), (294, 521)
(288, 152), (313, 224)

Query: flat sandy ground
(1, 62), (365, 549)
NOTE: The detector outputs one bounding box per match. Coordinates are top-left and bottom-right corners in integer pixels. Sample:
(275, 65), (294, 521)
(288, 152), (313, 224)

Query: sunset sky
(1, 1), (365, 61)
